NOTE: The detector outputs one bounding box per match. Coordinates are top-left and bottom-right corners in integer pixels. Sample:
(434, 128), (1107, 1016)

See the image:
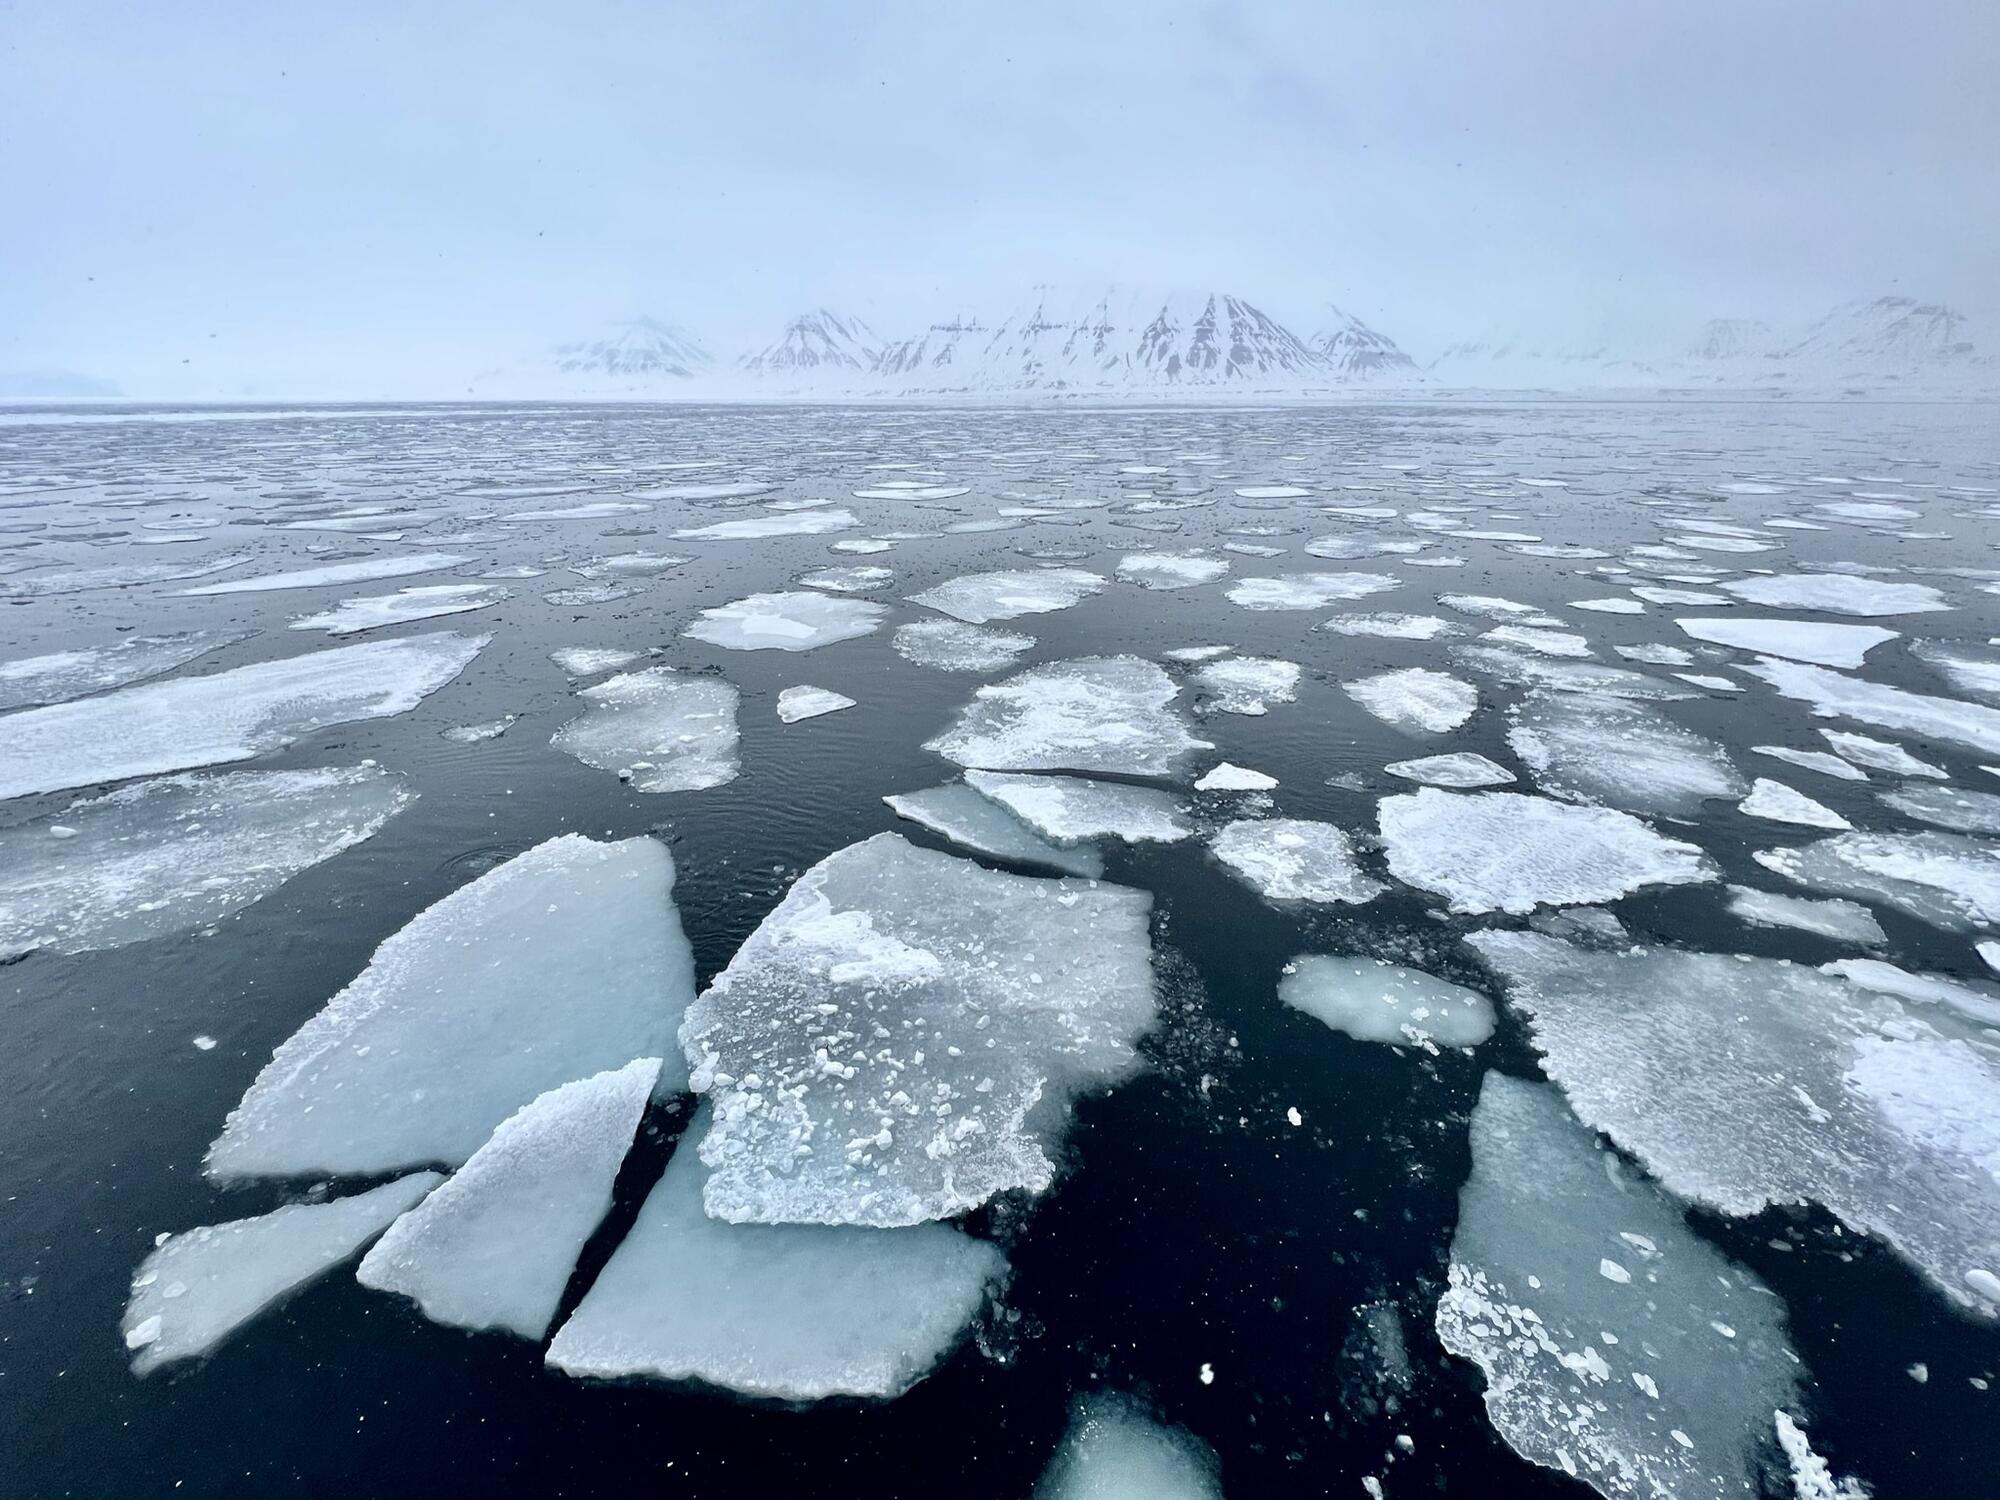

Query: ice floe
(1319, 612), (1455, 640)
(1344, 668), (1478, 734)
(552, 667), (741, 792)
(1278, 955), (1494, 1048)
(289, 583), (509, 635)
(1209, 819), (1383, 906)
(892, 620), (1036, 672)
(1740, 778), (1852, 830)
(1116, 552), (1230, 589)
(1226, 572), (1399, 610)
(1034, 1393), (1223, 1500)
(926, 657), (1210, 777)
(1674, 617), (1896, 668)
(884, 784), (1104, 878)
(1194, 762), (1277, 792)
(1507, 692), (1744, 816)
(1819, 729), (1945, 779)
(963, 770), (1192, 844)
(549, 647), (641, 677)
(1725, 886), (1887, 944)
(685, 591), (886, 652)
(1190, 655), (1301, 716)
(671, 508), (857, 540)
(1909, 639), (2000, 704)
(0, 630), (246, 712)
(1382, 752), (1515, 788)
(1753, 831), (2000, 931)
(1879, 784), (2000, 834)
(908, 568), (1105, 624)
(776, 685), (855, 723)
(1744, 659), (2000, 757)
(1718, 573), (1951, 616)
(182, 552), (468, 595)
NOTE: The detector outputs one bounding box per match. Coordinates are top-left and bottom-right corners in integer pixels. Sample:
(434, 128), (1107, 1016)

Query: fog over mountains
(470, 288), (1992, 400)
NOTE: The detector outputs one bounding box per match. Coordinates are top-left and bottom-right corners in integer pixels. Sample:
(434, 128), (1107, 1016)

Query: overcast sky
(5, 1), (1996, 394)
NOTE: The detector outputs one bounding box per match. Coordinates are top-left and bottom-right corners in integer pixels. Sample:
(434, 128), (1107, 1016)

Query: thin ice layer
(0, 766), (413, 960)
(546, 1105), (1005, 1400)
(685, 591), (885, 652)
(892, 620), (1036, 672)
(551, 667), (741, 792)
(0, 630), (247, 712)
(884, 784), (1105, 878)
(1383, 752), (1515, 788)
(1744, 658), (2000, 757)
(1466, 930), (2000, 1317)
(1191, 656), (1301, 716)
(680, 833), (1157, 1227)
(908, 568), (1105, 623)
(776, 685), (856, 723)
(1674, 617), (1896, 668)
(1209, 819), (1384, 906)
(1226, 572), (1399, 610)
(0, 632), (486, 801)
(1725, 886), (1887, 945)
(1717, 573), (1950, 616)
(1753, 831), (2000, 931)
(963, 770), (1193, 844)
(1507, 691), (1744, 816)
(1437, 1073), (1800, 1500)
(1379, 789), (1713, 915)
(1034, 1393), (1224, 1500)
(1344, 668), (1478, 734)
(1279, 955), (1495, 1047)
(289, 583), (509, 635)
(925, 656), (1211, 777)
(182, 552), (469, 595)
(207, 835), (694, 1179)
(357, 1059), (660, 1339)
(123, 1172), (441, 1375)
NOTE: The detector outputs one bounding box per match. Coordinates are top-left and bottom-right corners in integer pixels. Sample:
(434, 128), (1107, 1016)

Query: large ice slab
(1754, 830), (2000, 931)
(884, 784), (1104, 878)
(1344, 668), (1478, 734)
(671, 507), (857, 540)
(1744, 658), (2000, 757)
(357, 1059), (660, 1339)
(925, 656), (1211, 777)
(893, 620), (1036, 672)
(1880, 784), (2000, 834)
(2, 554), (249, 598)
(1466, 930), (2000, 1317)
(0, 633), (486, 801)
(963, 770), (1192, 844)
(1507, 691), (1744, 816)
(1379, 789), (1713, 914)
(1034, 1393), (1224, 1500)
(1437, 1073), (1801, 1500)
(908, 568), (1105, 624)
(182, 552), (468, 595)
(1741, 777), (1851, 829)
(546, 1107), (1005, 1400)
(552, 667), (741, 792)
(1717, 572), (1950, 616)
(0, 630), (247, 712)
(207, 835), (694, 1179)
(1279, 955), (1494, 1048)
(289, 583), (508, 635)
(1674, 617), (1896, 668)
(0, 766), (413, 960)
(1210, 818), (1384, 906)
(685, 591), (885, 652)
(680, 833), (1156, 1227)
(123, 1172), (441, 1375)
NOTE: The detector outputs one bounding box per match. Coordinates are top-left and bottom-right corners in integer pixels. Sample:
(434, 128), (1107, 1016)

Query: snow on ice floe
(1718, 572), (1951, 616)
(1194, 762), (1277, 792)
(1754, 831), (2000, 932)
(892, 621), (1033, 674)
(289, 583), (510, 635)
(1744, 658), (2000, 757)
(0, 632), (486, 802)
(1278, 956), (1494, 1048)
(1209, 819), (1383, 906)
(1740, 777), (1852, 829)
(1, 554), (250, 598)
(1673, 617), (1896, 668)
(1190, 655), (1301, 716)
(549, 646), (641, 677)
(545, 1103), (1005, 1400)
(552, 667), (740, 792)
(908, 568), (1106, 624)
(356, 1059), (659, 1340)
(1880, 784), (2000, 834)
(1507, 691), (1744, 817)
(1819, 729), (1945, 778)
(1383, 752), (1515, 788)
(182, 552), (468, 595)
(1116, 552), (1230, 590)
(206, 835), (694, 1179)
(679, 833), (1156, 1227)
(1319, 612), (1455, 640)
(926, 656), (1210, 777)
(685, 591), (885, 652)
(0, 630), (247, 712)
(1437, 1072), (1801, 1500)
(1034, 1392), (1223, 1500)
(798, 563), (894, 594)
(1226, 572), (1399, 610)
(1343, 668), (1478, 735)
(670, 508), (857, 540)
(1466, 929), (2000, 1318)
(963, 770), (1192, 844)
(1453, 645), (1693, 701)
(776, 685), (855, 723)
(884, 784), (1104, 879)
(123, 1172), (441, 1375)
(1726, 885), (1887, 944)
(1910, 638), (2000, 703)
(0, 766), (412, 961)
(1379, 790), (1713, 915)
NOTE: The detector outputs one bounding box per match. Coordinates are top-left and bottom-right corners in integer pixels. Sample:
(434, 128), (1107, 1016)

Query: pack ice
(1754, 831), (2000, 931)
(0, 766), (412, 961)
(1344, 668), (1478, 734)
(1467, 930), (2000, 1317)
(892, 620), (1036, 672)
(925, 657), (1211, 777)
(908, 568), (1105, 623)
(357, 1059), (659, 1339)
(1034, 1393), (1224, 1500)
(1437, 1073), (1800, 1500)
(1507, 691), (1744, 816)
(0, 629), (246, 712)
(552, 667), (741, 792)
(207, 835), (694, 1179)
(1378, 790), (1714, 914)
(884, 784), (1104, 878)
(546, 1105), (1005, 1400)
(963, 770), (1193, 844)
(1673, 617), (1896, 668)
(1743, 658), (2000, 757)
(679, 833), (1157, 1227)
(289, 583), (509, 636)
(685, 591), (885, 652)
(1717, 573), (1950, 616)
(0, 633), (486, 802)
(123, 1172), (441, 1375)
(1279, 956), (1495, 1048)
(1209, 819), (1384, 906)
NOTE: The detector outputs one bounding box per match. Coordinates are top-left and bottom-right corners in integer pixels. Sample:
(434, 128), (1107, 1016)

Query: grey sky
(5, 1), (1996, 394)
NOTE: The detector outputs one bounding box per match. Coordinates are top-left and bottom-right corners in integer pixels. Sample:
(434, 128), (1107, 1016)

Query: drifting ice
(552, 667), (741, 792)
(926, 657), (1211, 777)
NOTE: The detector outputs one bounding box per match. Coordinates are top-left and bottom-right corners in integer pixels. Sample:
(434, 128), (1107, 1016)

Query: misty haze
(3, 6), (1998, 1500)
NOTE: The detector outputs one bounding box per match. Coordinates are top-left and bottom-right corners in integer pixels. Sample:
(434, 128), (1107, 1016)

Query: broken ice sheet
(1034, 1392), (1223, 1500)
(1190, 655), (1301, 715)
(0, 629), (248, 712)
(1673, 616), (1896, 668)
(1745, 658), (2000, 757)
(1279, 955), (1494, 1047)
(1507, 691), (1744, 817)
(288, 582), (509, 635)
(963, 769), (1193, 844)
(549, 646), (642, 676)
(1382, 751), (1514, 788)
(182, 551), (469, 595)
(1344, 668), (1478, 734)
(1725, 885), (1887, 945)
(670, 507), (857, 540)
(1225, 571), (1399, 610)
(884, 783), (1104, 878)
(1466, 929), (2000, 1317)
(684, 590), (885, 652)
(1740, 777), (1852, 830)
(925, 656), (1211, 777)
(908, 567), (1105, 623)
(0, 632), (486, 802)
(775, 685), (855, 723)
(546, 1103), (1005, 1401)
(357, 1059), (659, 1340)
(1879, 784), (2000, 834)
(892, 620), (1036, 672)
(679, 833), (1157, 1227)
(124, 1172), (441, 1375)
(552, 666), (740, 792)
(1209, 818), (1383, 906)
(1717, 572), (1951, 616)
(1753, 830), (2000, 932)
(0, 766), (413, 961)
(1437, 1073), (1801, 1500)
(207, 835), (694, 1179)
(1115, 551), (1230, 589)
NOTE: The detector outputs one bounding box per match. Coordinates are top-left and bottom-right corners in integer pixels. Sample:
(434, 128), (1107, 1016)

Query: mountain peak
(553, 318), (712, 381)
(739, 309), (882, 377)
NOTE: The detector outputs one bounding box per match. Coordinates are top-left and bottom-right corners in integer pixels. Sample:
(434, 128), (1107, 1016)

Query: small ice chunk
(892, 620), (1036, 672)
(1741, 778), (1852, 830)
(1116, 552), (1230, 590)
(1482, 625), (1592, 658)
(908, 568), (1105, 624)
(1194, 762), (1277, 792)
(1383, 752), (1515, 788)
(1226, 572), (1399, 610)
(798, 564), (894, 593)
(1344, 668), (1478, 734)
(550, 647), (641, 677)
(1878, 784), (2000, 834)
(1191, 656), (1301, 716)
(1034, 1393), (1223, 1500)
(1674, 617), (1896, 668)
(552, 667), (741, 792)
(1718, 573), (1950, 616)
(1819, 730), (1946, 779)
(685, 591), (885, 652)
(926, 657), (1211, 777)
(289, 583), (509, 636)
(1725, 886), (1886, 945)
(884, 784), (1104, 878)
(963, 770), (1192, 844)
(440, 716), (516, 743)
(1209, 819), (1383, 906)
(1754, 745), (1869, 781)
(1279, 955), (1494, 1047)
(776, 686), (856, 723)
(1320, 612), (1455, 640)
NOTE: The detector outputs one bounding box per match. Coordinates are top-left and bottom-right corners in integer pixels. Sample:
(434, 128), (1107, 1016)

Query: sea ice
(1818, 729), (1945, 779)
(1718, 573), (1951, 616)
(2, 554), (249, 598)
(1744, 658), (2000, 756)
(1194, 762), (1277, 791)
(0, 630), (246, 712)
(1378, 790), (1713, 914)
(550, 647), (641, 676)
(289, 583), (509, 635)
(123, 1172), (441, 1375)
(1343, 668), (1478, 734)
(1753, 745), (1869, 781)
(1453, 645), (1692, 701)
(1910, 639), (2000, 703)
(1507, 691), (1744, 816)
(1879, 785), (2000, 834)
(440, 716), (515, 743)
(1033, 1393), (1223, 1500)
(685, 591), (885, 652)
(1382, 752), (1515, 788)
(776, 685), (855, 723)
(0, 632), (486, 801)
(1226, 572), (1399, 610)
(1190, 655), (1301, 716)
(963, 770), (1192, 844)
(1278, 956), (1494, 1048)
(1319, 612), (1455, 640)
(1482, 625), (1592, 658)
(884, 784), (1105, 878)
(1753, 831), (2000, 931)
(552, 667), (741, 792)
(798, 564), (894, 593)
(1674, 617), (1896, 668)
(679, 833), (1156, 1227)
(1209, 819), (1383, 906)
(1725, 886), (1886, 945)
(926, 657), (1210, 777)
(207, 835), (694, 1178)
(1116, 552), (1230, 589)
(1740, 778), (1852, 830)
(671, 508), (857, 540)
(892, 620), (1036, 672)
(908, 568), (1106, 623)
(356, 1059), (659, 1339)
(182, 552), (468, 595)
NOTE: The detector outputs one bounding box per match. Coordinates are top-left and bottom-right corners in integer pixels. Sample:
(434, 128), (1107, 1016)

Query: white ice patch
(1226, 572), (1399, 610)
(926, 656), (1211, 777)
(884, 784), (1104, 878)
(1880, 784), (2000, 834)
(798, 564), (894, 593)
(207, 835), (694, 1178)
(1819, 729), (1945, 779)
(1209, 819), (1383, 906)
(671, 507), (857, 540)
(1344, 668), (1478, 735)
(1754, 831), (2000, 932)
(685, 591), (885, 652)
(0, 630), (246, 712)
(182, 552), (468, 595)
(289, 583), (509, 636)
(1740, 777), (1852, 830)
(1191, 655), (1301, 716)
(1320, 612), (1456, 640)
(1725, 886), (1886, 945)
(1675, 617), (1896, 668)
(1383, 752), (1516, 788)
(1279, 955), (1494, 1048)
(1482, 625), (1593, 658)
(1194, 762), (1277, 792)
(892, 620), (1036, 672)
(1507, 691), (1744, 816)
(1718, 573), (1951, 616)
(908, 568), (1105, 624)
(963, 770), (1192, 844)
(1116, 552), (1230, 590)
(552, 667), (741, 792)
(1910, 639), (2000, 704)
(549, 647), (641, 677)
(776, 685), (856, 723)
(1034, 1392), (1223, 1500)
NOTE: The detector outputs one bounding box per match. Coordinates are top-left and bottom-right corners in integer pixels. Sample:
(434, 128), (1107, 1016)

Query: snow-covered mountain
(1780, 297), (1982, 382)
(553, 317), (712, 383)
(1308, 304), (1418, 378)
(738, 309), (882, 379)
